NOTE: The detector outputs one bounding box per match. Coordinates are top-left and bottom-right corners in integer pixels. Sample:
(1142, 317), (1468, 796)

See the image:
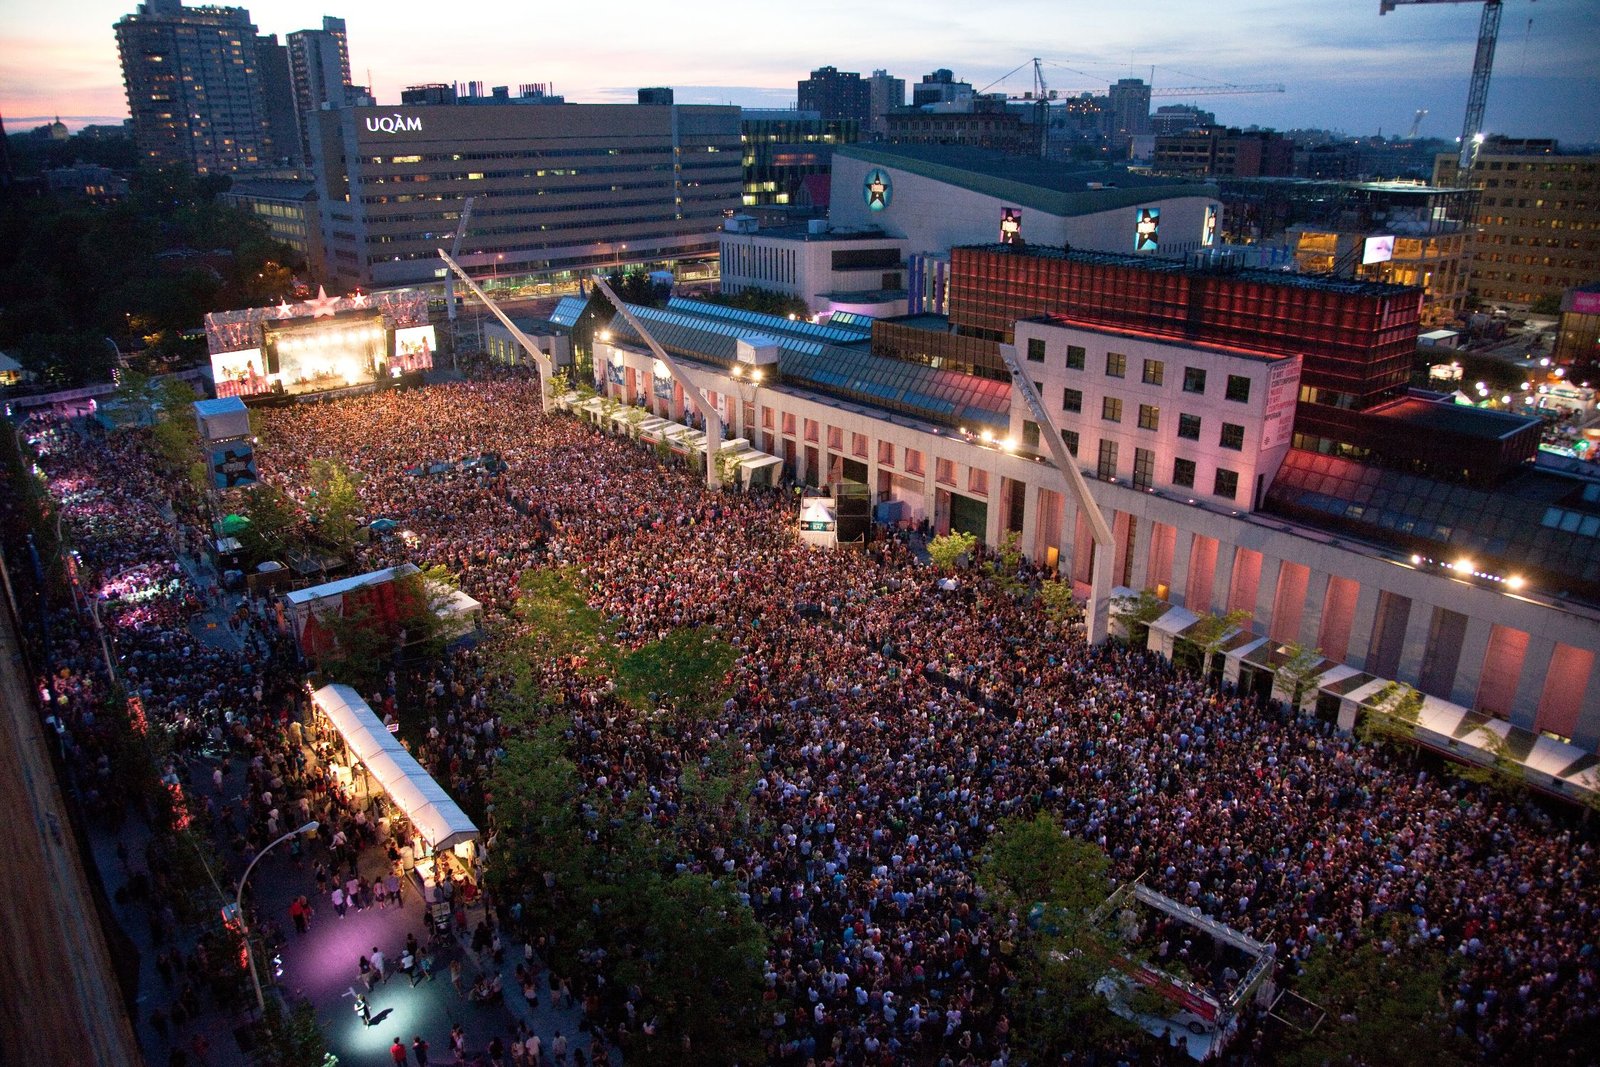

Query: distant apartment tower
(1434, 138), (1600, 310)
(287, 16), (353, 165)
(911, 69), (974, 109)
(1108, 78), (1152, 144)
(1152, 126), (1294, 178)
(867, 70), (904, 138)
(1151, 104), (1215, 137)
(637, 87), (674, 105)
(115, 0), (272, 172)
(254, 34), (299, 166)
(798, 66), (871, 126)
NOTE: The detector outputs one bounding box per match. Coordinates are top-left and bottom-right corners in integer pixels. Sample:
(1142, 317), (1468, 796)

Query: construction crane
(1031, 58), (1050, 159)
(1043, 83), (1285, 98)
(443, 195), (476, 354)
(1408, 108), (1429, 138)
(1381, 0), (1519, 170)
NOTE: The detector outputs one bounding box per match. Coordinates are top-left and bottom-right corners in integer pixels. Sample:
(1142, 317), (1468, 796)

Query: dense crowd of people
(16, 372), (1600, 1065)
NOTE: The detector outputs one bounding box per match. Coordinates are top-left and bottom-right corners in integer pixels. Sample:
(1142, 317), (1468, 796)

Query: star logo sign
(864, 169), (891, 211)
(350, 291), (370, 308)
(304, 285), (339, 318)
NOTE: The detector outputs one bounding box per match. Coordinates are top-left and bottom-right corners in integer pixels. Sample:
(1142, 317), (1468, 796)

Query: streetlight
(236, 820), (318, 1016)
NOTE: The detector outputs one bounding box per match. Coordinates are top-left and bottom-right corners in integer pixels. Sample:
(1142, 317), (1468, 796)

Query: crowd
(15, 371), (1600, 1066)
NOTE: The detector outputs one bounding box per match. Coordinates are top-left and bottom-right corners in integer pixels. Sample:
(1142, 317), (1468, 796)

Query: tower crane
(1380, 0), (1523, 170)
(1408, 108), (1429, 138)
(1032, 58), (1049, 160)
(443, 195), (476, 352)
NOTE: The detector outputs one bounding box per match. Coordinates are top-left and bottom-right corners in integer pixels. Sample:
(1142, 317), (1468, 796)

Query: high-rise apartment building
(1434, 139), (1600, 310)
(797, 66), (871, 127)
(115, 0), (272, 172)
(287, 16), (353, 165)
(1108, 78), (1152, 146)
(910, 69), (974, 109)
(867, 70), (904, 138)
(254, 34), (299, 166)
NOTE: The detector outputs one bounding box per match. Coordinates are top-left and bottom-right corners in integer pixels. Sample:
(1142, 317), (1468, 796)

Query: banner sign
(211, 442), (258, 489)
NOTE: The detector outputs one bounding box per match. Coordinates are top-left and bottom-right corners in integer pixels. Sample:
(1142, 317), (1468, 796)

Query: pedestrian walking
(371, 946), (387, 984)
(359, 954), (374, 991)
(332, 885), (347, 918)
(412, 1035), (431, 1066)
(419, 951), (435, 983)
(450, 958), (464, 996)
(401, 948), (417, 985)
(390, 1037), (408, 1065)
(450, 1023), (466, 1064)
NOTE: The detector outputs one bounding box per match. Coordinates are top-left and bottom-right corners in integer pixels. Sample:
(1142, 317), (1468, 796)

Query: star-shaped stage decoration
(349, 290), (370, 308)
(304, 285), (339, 318)
(275, 299), (295, 319)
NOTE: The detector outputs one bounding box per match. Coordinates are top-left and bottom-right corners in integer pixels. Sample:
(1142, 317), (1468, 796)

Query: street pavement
(87, 551), (617, 1065)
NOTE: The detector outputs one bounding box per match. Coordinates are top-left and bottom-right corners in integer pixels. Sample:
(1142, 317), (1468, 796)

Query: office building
(867, 70), (904, 138)
(287, 16), (353, 165)
(1152, 126), (1294, 179)
(1151, 105), (1215, 137)
(1434, 138), (1600, 310)
(306, 101), (742, 289)
(1289, 181), (1476, 327)
(797, 66), (870, 127)
(740, 109), (859, 208)
(911, 69), (974, 109)
(719, 216), (909, 317)
(221, 177), (323, 276)
(885, 103), (1036, 156)
(1107, 78), (1152, 147)
(637, 87), (674, 106)
(115, 0), (273, 172)
(1554, 281), (1600, 370)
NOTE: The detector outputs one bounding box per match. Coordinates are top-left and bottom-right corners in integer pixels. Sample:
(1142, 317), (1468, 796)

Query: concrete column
(1395, 600), (1434, 685)
(1211, 544), (1237, 616)
(1127, 514), (1153, 592)
(984, 478), (1005, 548)
(1298, 570), (1330, 650)
(1572, 671), (1600, 752)
(1087, 537), (1115, 645)
(1448, 616), (1494, 710)
(1351, 582), (1383, 673)
(1254, 556), (1283, 637)
(1510, 635), (1558, 732)
(1168, 528), (1195, 609)
(1019, 481), (1040, 565)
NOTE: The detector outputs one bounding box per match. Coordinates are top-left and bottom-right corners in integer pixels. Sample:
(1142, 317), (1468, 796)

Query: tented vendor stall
(309, 684), (479, 910)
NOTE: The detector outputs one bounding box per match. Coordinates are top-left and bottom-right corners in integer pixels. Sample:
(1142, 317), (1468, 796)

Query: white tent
(311, 684), (479, 852)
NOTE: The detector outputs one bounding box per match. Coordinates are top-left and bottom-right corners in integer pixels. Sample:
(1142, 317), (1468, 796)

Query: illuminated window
(1183, 367), (1207, 394)
(1138, 404), (1159, 431)
(1133, 447), (1154, 490)
(1097, 439), (1118, 480)
(1106, 352), (1127, 378)
(1102, 397), (1122, 423)
(1142, 359), (1164, 386)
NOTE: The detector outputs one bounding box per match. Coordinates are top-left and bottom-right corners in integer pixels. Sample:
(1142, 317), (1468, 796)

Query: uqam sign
(366, 113), (422, 134)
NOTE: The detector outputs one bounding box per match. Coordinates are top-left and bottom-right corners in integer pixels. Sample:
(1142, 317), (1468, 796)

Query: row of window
(1025, 337), (1253, 402)
(1058, 390), (1245, 447)
(1055, 432), (1239, 499)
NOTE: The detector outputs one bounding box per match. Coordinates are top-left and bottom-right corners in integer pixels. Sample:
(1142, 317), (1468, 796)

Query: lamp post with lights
(236, 820), (318, 1016)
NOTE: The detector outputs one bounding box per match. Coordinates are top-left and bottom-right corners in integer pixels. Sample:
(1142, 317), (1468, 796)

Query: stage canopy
(310, 683), (478, 852)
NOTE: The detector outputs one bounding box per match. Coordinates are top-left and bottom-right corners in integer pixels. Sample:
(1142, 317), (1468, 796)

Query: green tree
(238, 482), (302, 564)
(695, 288), (811, 320)
(604, 270), (671, 308)
(979, 813), (1134, 1059)
(484, 724), (589, 910)
(1038, 578), (1081, 625)
(927, 529), (977, 571)
(1356, 682), (1423, 751)
(616, 628), (738, 715)
(1278, 916), (1470, 1067)
(1185, 608), (1251, 677)
(255, 999), (332, 1067)
(1111, 588), (1167, 646)
(608, 872), (768, 1065)
(305, 458), (362, 552)
(1274, 642), (1327, 710)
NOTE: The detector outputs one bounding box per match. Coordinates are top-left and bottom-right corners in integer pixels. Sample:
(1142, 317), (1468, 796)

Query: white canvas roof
(311, 684), (478, 851)
(285, 563), (420, 606)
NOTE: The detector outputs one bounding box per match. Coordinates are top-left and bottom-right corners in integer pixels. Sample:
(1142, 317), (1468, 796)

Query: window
(1138, 404), (1160, 431)
(1061, 429), (1079, 456)
(1097, 439), (1118, 480)
(1142, 359), (1165, 386)
(1102, 397), (1122, 423)
(804, 418), (818, 442)
(1062, 387), (1083, 413)
(936, 457), (957, 486)
(1133, 447), (1155, 490)
(851, 432), (869, 458)
(1225, 375), (1251, 403)
(1173, 457), (1196, 488)
(1026, 337), (1046, 363)
(1214, 467), (1238, 500)
(828, 426), (843, 450)
(783, 412), (796, 435)
(1022, 420), (1041, 448)
(1219, 422), (1245, 450)
(905, 448), (925, 475)
(968, 467), (989, 495)
(1183, 367), (1207, 394)
(1177, 413), (1201, 440)
(1106, 352), (1127, 378)
(878, 439), (895, 466)
(1066, 345), (1086, 370)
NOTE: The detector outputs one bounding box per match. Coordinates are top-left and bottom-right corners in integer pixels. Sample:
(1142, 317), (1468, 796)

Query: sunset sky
(4, 0), (1597, 144)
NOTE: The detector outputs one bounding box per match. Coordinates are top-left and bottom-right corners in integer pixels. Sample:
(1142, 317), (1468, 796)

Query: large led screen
(392, 324), (436, 374)
(211, 348), (269, 399)
(1362, 235), (1396, 265)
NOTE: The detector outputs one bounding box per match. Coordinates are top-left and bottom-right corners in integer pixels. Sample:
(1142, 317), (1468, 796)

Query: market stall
(308, 684), (479, 912)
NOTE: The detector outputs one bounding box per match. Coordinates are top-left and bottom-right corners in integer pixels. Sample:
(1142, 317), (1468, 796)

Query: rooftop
(726, 222), (900, 244)
(1367, 397), (1543, 442)
(838, 143), (1216, 217)
(959, 242), (1419, 299)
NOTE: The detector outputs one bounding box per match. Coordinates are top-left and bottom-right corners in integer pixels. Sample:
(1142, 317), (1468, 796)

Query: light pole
(236, 820), (318, 1016)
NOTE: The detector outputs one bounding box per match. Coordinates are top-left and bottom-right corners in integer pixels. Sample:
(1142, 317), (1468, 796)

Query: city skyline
(3, 0), (1598, 144)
